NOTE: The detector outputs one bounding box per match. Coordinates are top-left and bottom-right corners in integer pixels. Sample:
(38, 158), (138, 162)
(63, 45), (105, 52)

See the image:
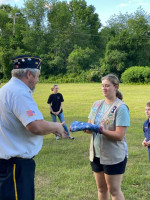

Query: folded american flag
(70, 121), (103, 133)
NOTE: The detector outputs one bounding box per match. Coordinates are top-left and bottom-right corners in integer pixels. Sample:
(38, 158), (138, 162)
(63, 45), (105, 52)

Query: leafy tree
(100, 7), (150, 77)
(100, 49), (128, 77)
(69, 0), (101, 47)
(1, 1), (150, 82)
(47, 0), (101, 75)
(22, 0), (51, 56)
(67, 45), (94, 73)
(0, 5), (27, 79)
(24, 0), (48, 28)
(47, 1), (72, 72)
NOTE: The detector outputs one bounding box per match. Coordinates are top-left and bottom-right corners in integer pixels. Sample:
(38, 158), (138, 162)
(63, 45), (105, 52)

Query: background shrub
(121, 66), (150, 83)
(39, 70), (103, 83)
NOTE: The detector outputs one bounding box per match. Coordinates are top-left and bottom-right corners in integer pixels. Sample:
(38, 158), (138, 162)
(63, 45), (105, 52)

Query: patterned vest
(89, 98), (128, 165)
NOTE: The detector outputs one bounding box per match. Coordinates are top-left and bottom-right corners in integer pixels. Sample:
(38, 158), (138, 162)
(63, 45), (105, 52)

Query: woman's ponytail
(116, 90), (123, 100)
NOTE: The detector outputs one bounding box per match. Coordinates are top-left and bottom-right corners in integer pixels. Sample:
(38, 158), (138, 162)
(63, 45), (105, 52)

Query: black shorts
(90, 156), (127, 175)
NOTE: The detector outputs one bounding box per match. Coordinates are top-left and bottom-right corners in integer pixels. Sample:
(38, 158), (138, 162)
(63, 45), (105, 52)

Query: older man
(0, 55), (68, 200)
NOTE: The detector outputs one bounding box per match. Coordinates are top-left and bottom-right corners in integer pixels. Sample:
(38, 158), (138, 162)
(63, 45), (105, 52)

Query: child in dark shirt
(47, 84), (74, 140)
(142, 102), (150, 160)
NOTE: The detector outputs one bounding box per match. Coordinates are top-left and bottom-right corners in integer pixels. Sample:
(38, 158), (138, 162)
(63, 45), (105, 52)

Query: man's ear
(26, 70), (32, 79)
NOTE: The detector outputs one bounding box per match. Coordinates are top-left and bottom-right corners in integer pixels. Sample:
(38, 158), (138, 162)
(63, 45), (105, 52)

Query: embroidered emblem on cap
(12, 55), (42, 70)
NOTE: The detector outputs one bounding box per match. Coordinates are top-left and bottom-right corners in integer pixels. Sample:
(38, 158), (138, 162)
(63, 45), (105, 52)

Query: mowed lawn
(8, 82), (150, 199)
(33, 83), (150, 200)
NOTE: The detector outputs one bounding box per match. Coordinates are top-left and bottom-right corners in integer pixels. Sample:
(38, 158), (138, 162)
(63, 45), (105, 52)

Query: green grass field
(2, 82), (150, 200)
(33, 83), (150, 200)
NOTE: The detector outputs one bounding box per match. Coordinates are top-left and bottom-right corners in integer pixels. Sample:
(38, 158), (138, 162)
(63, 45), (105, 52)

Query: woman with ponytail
(47, 84), (74, 140)
(88, 74), (130, 200)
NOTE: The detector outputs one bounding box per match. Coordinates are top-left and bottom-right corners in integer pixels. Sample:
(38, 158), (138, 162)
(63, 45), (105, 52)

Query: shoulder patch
(26, 110), (36, 117)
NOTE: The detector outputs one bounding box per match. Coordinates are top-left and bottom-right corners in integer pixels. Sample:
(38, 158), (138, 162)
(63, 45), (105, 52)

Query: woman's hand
(84, 130), (93, 134)
(56, 111), (60, 115)
(52, 111), (57, 115)
(52, 111), (60, 116)
(84, 119), (93, 134)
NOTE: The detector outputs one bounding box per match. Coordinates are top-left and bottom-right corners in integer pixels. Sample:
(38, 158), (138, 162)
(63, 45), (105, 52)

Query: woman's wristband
(99, 126), (103, 134)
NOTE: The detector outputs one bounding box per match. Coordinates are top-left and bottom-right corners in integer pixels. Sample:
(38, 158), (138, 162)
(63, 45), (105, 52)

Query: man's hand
(26, 120), (69, 137)
(55, 122), (69, 138)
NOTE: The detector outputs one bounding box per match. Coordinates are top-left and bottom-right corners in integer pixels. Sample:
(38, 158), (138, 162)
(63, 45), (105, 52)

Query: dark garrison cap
(12, 55), (42, 70)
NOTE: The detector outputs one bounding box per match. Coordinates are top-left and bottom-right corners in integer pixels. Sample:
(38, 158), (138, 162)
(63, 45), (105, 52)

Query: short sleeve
(116, 104), (130, 127)
(60, 93), (64, 102)
(12, 92), (43, 127)
(47, 95), (52, 104)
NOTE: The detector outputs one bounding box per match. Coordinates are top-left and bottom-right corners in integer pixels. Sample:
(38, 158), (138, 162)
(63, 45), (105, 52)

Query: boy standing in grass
(142, 102), (150, 160)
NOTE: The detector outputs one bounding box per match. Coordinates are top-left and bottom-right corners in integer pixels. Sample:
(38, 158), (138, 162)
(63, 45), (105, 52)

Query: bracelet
(99, 126), (103, 134)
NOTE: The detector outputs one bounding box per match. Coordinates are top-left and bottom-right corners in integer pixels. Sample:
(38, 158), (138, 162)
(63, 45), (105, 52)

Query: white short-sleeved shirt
(0, 77), (43, 159)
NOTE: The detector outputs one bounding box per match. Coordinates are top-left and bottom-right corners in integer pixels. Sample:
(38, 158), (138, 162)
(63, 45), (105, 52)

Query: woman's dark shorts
(90, 156), (127, 175)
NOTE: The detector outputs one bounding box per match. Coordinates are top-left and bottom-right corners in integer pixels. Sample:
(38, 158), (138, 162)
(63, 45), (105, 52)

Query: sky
(0, 0), (150, 26)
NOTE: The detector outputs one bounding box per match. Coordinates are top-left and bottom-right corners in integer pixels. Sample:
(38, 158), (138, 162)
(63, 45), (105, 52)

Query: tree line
(0, 0), (150, 82)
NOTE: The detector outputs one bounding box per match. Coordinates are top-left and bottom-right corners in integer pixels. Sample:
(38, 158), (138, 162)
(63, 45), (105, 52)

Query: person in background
(47, 84), (74, 140)
(87, 74), (130, 200)
(142, 102), (150, 161)
(0, 55), (68, 200)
